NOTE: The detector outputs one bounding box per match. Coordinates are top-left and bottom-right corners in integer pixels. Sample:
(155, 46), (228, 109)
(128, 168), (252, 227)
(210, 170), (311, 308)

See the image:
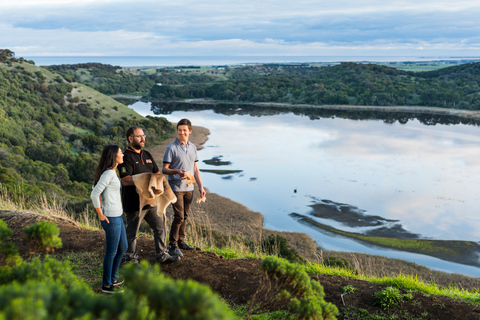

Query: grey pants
(125, 206), (167, 261)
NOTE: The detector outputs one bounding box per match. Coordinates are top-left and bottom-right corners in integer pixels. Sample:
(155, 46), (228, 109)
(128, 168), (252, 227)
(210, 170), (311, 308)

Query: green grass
(296, 216), (480, 266)
(50, 251), (104, 288)
(71, 83), (142, 121)
(305, 263), (480, 304)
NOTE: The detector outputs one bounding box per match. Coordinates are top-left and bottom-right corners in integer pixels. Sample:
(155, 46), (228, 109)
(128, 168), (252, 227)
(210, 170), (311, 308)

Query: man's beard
(132, 141), (143, 150)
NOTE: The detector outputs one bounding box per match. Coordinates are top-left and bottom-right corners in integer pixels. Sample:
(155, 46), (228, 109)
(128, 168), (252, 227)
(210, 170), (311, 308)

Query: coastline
(148, 121), (480, 273)
(183, 98), (480, 121)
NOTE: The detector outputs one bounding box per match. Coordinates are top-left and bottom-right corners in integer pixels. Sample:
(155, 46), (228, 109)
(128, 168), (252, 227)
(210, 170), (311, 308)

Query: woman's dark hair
(94, 145), (120, 186)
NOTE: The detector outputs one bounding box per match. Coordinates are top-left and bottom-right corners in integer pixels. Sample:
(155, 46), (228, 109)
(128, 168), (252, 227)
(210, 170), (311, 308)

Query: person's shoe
(112, 278), (124, 286)
(168, 246), (184, 257)
(102, 285), (124, 294)
(178, 243), (197, 251)
(125, 255), (139, 264)
(156, 252), (180, 263)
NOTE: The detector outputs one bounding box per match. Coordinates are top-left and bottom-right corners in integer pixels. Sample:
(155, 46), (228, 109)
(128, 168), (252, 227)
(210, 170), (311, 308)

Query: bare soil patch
(2, 210), (480, 320)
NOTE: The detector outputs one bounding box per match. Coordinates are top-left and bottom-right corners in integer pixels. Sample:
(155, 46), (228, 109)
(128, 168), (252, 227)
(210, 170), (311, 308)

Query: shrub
(0, 258), (237, 319)
(373, 286), (404, 310)
(0, 256), (84, 289)
(23, 221), (62, 252)
(122, 261), (237, 320)
(247, 256), (338, 319)
(248, 234), (307, 264)
(0, 220), (21, 266)
(323, 256), (352, 270)
(0, 220), (22, 266)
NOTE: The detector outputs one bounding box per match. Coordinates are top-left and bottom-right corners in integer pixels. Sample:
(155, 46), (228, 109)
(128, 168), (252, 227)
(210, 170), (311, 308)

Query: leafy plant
(119, 261), (237, 320)
(0, 256), (236, 319)
(0, 219), (21, 266)
(342, 284), (357, 294)
(23, 221), (62, 252)
(373, 286), (404, 310)
(247, 256), (338, 319)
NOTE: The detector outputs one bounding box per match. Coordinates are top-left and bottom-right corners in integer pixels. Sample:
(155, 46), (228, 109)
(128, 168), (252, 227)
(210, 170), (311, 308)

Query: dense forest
(148, 63), (480, 110)
(0, 50), (173, 205)
(48, 59), (480, 110)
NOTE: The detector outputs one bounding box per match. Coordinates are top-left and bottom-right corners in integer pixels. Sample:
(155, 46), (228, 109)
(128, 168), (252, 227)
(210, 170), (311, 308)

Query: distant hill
(146, 62), (480, 110)
(44, 62), (218, 96)
(44, 57), (480, 110)
(0, 50), (174, 204)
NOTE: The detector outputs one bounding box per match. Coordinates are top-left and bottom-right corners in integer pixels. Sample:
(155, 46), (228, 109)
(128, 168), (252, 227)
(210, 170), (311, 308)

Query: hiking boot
(168, 246), (184, 257)
(112, 278), (124, 286)
(102, 285), (124, 294)
(125, 255), (139, 264)
(156, 252), (180, 263)
(178, 243), (196, 251)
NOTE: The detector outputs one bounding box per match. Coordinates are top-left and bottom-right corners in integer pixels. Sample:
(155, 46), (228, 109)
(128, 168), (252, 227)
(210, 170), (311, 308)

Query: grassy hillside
(0, 50), (174, 204)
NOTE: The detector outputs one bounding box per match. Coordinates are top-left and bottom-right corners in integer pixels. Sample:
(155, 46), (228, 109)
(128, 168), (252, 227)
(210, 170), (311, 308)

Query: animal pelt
(132, 172), (177, 217)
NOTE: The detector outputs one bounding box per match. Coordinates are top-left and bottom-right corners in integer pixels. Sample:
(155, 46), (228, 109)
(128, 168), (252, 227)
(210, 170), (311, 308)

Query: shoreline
(148, 120), (480, 271)
(183, 98), (480, 121)
(149, 124), (319, 261)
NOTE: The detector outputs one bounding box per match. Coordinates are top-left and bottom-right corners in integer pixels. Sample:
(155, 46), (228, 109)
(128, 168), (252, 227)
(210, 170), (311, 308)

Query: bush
(373, 286), (404, 310)
(23, 221), (62, 252)
(323, 256), (352, 270)
(122, 261), (237, 320)
(247, 256), (338, 319)
(247, 234), (307, 264)
(0, 220), (21, 267)
(0, 259), (237, 319)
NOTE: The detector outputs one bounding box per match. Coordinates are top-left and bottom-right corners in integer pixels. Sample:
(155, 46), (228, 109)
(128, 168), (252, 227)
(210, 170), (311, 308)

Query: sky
(2, 0), (480, 58)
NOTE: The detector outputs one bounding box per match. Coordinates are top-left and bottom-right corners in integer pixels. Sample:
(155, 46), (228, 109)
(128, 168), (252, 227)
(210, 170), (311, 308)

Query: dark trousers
(169, 191), (193, 247)
(125, 206), (167, 260)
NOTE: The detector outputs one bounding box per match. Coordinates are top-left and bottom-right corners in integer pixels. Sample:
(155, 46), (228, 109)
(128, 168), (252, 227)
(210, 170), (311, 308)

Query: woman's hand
(100, 214), (110, 224)
(95, 207), (110, 223)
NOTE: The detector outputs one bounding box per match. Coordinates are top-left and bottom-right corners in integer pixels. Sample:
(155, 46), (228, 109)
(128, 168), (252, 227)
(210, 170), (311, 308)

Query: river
(130, 101), (480, 276)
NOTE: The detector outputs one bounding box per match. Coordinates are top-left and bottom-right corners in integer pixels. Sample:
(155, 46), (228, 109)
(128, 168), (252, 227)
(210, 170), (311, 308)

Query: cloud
(1, 0), (480, 57)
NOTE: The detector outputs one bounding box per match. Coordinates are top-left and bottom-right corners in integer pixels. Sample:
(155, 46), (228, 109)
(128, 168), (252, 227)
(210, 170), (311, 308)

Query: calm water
(24, 55), (480, 67)
(130, 101), (480, 276)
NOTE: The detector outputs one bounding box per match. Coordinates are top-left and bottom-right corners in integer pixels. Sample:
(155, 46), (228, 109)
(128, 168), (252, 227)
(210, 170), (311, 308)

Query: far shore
(181, 98), (480, 121)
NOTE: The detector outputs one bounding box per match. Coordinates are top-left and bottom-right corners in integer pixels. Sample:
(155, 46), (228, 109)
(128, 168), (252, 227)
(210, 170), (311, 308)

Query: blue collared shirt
(163, 138), (198, 192)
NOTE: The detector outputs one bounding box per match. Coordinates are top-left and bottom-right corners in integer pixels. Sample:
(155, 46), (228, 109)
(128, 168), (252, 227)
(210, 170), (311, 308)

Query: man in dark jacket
(118, 126), (179, 264)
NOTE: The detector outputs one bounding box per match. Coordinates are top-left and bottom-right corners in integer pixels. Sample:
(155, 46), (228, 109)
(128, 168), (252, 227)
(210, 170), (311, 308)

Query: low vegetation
(293, 214), (480, 268)
(1, 191), (480, 319)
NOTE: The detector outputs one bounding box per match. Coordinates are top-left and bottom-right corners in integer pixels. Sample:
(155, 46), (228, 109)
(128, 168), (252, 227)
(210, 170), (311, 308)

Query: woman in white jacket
(91, 145), (127, 294)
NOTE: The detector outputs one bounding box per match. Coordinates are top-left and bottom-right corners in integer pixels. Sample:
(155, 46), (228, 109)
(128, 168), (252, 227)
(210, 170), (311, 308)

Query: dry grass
(0, 185), (100, 231)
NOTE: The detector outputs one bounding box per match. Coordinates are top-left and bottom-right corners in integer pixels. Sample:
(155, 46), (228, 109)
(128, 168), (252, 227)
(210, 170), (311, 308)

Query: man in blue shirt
(162, 119), (206, 257)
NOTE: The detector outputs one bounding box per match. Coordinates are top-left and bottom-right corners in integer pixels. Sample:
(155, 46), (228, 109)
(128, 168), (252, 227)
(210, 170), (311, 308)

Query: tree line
(45, 63), (217, 95)
(149, 62), (480, 110)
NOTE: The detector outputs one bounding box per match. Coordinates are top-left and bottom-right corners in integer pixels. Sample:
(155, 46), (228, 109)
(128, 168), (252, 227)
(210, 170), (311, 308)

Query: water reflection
(130, 101), (480, 275)
(150, 101), (480, 126)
